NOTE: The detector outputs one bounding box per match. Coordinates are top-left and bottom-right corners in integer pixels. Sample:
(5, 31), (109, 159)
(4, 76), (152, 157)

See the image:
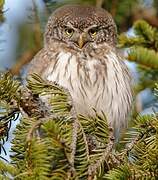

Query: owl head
(44, 5), (117, 50)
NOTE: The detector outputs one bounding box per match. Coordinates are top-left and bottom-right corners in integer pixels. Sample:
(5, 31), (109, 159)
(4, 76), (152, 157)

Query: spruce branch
(26, 74), (90, 179)
(0, 159), (17, 179)
(118, 19), (158, 95)
(1, 72), (158, 179)
(128, 47), (158, 69)
(88, 127), (115, 179)
(118, 34), (145, 48)
(0, 72), (21, 157)
(133, 20), (156, 42)
(118, 20), (158, 50)
(69, 117), (78, 175)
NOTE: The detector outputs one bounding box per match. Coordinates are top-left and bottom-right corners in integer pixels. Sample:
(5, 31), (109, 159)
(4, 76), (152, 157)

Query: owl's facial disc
(45, 5), (117, 49)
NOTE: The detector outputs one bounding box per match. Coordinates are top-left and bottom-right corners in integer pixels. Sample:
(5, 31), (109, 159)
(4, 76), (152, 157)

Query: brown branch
(132, 8), (158, 28)
(32, 0), (42, 47)
(125, 135), (140, 152)
(26, 118), (42, 142)
(119, 7), (158, 32)
(118, 134), (140, 162)
(68, 93), (89, 177)
(10, 49), (39, 75)
(26, 114), (58, 142)
(10, 0), (42, 75)
(69, 118), (79, 168)
(96, 0), (104, 8)
(110, 0), (118, 17)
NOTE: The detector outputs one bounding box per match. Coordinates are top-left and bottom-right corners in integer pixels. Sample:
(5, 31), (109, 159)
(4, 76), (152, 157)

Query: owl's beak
(77, 34), (86, 49)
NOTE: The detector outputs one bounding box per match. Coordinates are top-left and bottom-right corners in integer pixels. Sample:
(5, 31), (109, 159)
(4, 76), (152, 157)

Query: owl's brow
(61, 24), (78, 32)
(62, 23), (102, 32)
(84, 25), (101, 31)
(64, 22), (75, 29)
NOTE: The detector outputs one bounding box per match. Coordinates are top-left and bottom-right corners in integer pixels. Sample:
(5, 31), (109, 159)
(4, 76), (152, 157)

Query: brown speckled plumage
(45, 5), (117, 46)
(27, 5), (133, 136)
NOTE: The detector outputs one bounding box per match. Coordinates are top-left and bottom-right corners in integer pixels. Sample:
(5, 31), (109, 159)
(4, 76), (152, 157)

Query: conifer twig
(69, 118), (78, 172)
(119, 133), (140, 161)
(67, 92), (79, 176)
(26, 114), (60, 142)
(88, 127), (115, 178)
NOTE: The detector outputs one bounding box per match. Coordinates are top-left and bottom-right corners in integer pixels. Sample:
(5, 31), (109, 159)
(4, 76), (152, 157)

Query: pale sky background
(0, 0), (44, 70)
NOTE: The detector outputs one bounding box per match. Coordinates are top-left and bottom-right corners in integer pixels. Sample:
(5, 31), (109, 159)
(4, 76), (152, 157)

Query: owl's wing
(26, 48), (51, 77)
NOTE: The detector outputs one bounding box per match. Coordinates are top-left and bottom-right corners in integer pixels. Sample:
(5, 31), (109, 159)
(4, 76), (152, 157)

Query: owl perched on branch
(27, 5), (133, 135)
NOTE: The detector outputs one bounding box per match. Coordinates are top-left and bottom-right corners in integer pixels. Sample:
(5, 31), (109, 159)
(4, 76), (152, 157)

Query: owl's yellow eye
(65, 28), (74, 37)
(89, 28), (97, 37)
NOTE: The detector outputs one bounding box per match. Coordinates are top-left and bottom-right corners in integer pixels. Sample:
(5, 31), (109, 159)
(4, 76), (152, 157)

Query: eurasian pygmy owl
(27, 5), (133, 135)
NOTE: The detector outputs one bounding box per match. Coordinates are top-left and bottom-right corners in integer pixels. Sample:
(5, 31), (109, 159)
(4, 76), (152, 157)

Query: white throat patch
(45, 50), (132, 133)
